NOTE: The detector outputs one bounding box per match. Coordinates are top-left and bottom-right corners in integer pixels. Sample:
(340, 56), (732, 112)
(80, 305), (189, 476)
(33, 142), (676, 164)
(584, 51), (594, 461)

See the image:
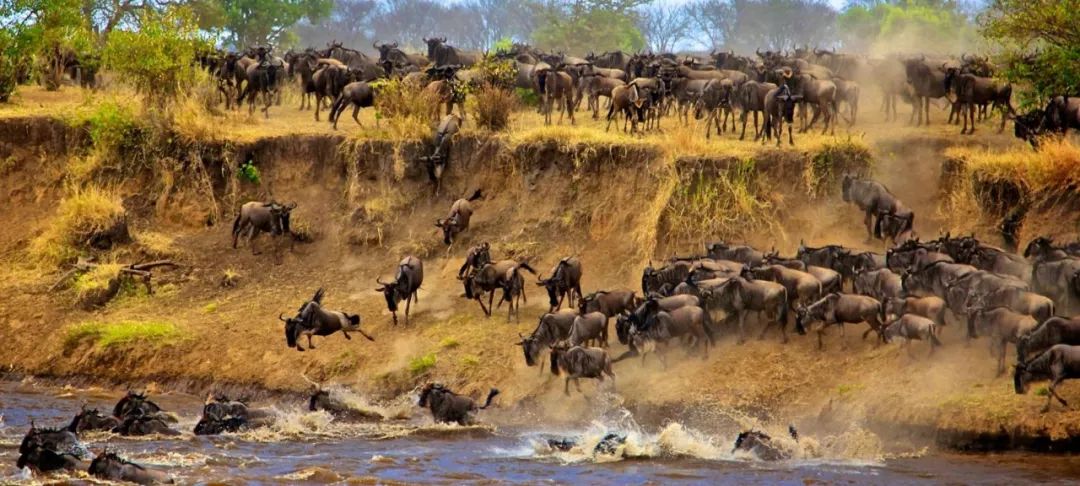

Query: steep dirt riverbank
(0, 110), (1077, 454)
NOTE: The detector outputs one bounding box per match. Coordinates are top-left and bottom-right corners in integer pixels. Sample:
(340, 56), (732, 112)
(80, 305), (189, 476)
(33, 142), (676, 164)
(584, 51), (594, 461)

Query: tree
(214, 0), (332, 48)
(728, 0), (838, 53)
(531, 0), (648, 54)
(981, 0), (1080, 105)
(685, 0), (735, 50)
(102, 6), (209, 105)
(0, 0), (95, 91)
(291, 0), (377, 50)
(837, 0), (978, 55)
(638, 2), (691, 52)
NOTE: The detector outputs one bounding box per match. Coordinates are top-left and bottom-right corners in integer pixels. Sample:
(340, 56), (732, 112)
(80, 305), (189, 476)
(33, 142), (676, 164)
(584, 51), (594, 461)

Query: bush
(471, 83), (519, 131)
(30, 187), (127, 266)
(408, 353), (437, 375)
(101, 7), (209, 106)
(370, 77), (437, 139)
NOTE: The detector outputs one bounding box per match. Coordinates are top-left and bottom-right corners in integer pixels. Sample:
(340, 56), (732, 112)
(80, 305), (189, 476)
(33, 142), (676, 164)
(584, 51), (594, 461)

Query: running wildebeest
(1014, 344), (1080, 412)
(89, 450), (174, 484)
(549, 344), (616, 396)
(966, 297), (1038, 375)
(568, 311), (610, 348)
(579, 290), (639, 317)
(417, 383), (499, 425)
(376, 256), (424, 325)
(465, 260), (536, 319)
(67, 405), (120, 433)
(436, 189), (483, 245)
(841, 175), (914, 242)
(622, 302), (713, 365)
(1017, 317), (1080, 363)
(537, 257), (583, 312)
(518, 309), (578, 369)
(328, 81), (374, 130)
(883, 296), (947, 328)
(232, 201), (296, 255)
(705, 276), (789, 343)
(796, 293), (886, 350)
(883, 314), (942, 357)
(421, 113), (463, 192)
(280, 288), (373, 351)
(705, 241), (764, 266)
(457, 242), (491, 279)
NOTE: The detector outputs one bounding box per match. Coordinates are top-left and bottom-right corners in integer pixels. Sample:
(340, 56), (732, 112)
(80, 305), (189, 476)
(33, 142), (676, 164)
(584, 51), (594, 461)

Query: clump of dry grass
(30, 187), (126, 266)
(470, 83), (518, 131)
(661, 158), (781, 244)
(948, 139), (1080, 193)
(134, 231), (180, 259)
(369, 78), (436, 140)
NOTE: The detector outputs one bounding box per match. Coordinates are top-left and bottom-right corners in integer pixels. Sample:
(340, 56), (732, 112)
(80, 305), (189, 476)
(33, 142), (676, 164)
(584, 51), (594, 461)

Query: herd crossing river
(2, 381), (1078, 484)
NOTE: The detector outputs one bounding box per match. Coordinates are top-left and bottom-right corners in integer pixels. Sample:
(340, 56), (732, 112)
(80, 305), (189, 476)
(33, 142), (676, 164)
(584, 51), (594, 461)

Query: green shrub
(238, 158), (261, 184)
(408, 353), (437, 375)
(64, 320), (182, 349)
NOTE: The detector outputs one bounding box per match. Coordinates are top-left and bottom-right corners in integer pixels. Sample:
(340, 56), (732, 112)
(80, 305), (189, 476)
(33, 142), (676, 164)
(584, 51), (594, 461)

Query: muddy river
(2, 381), (1078, 484)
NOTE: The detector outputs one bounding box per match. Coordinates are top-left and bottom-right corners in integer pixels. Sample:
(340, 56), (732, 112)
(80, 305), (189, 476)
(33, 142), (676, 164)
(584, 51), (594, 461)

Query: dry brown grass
(29, 186), (126, 266)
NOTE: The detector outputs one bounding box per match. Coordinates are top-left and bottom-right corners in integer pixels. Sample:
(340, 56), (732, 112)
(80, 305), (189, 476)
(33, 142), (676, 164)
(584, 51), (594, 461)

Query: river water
(2, 380), (1078, 485)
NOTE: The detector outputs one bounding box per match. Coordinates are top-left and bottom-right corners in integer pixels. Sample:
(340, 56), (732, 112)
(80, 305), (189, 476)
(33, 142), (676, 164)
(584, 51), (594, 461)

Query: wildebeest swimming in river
(418, 383), (500, 425)
(280, 288), (374, 351)
(89, 450), (174, 484)
(194, 394), (276, 435)
(67, 404), (120, 433)
(17, 421), (88, 472)
(733, 426), (799, 461)
(232, 200), (296, 255)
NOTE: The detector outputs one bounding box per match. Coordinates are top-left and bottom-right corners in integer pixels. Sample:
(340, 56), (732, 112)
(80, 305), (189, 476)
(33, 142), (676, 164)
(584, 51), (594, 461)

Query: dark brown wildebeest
(17, 423), (86, 472)
(536, 67), (575, 125)
(550, 344), (616, 396)
(579, 73), (626, 119)
(499, 261), (537, 323)
(328, 81), (374, 130)
(418, 383), (499, 425)
(984, 286), (1055, 324)
(436, 189), (482, 245)
(883, 314), (942, 357)
(465, 260), (536, 318)
(705, 276), (789, 343)
(842, 175), (914, 242)
(693, 78), (735, 137)
(641, 260), (693, 296)
(1014, 344), (1080, 412)
(901, 260), (977, 299)
(749, 265), (822, 313)
(606, 83), (645, 133)
(621, 304), (713, 365)
(312, 59), (351, 122)
(568, 311), (610, 347)
(374, 41), (428, 70)
(762, 253), (842, 294)
(796, 293), (886, 350)
(518, 309), (578, 369)
(1017, 317), (1080, 363)
(279, 288), (373, 351)
(1031, 257), (1080, 313)
(944, 68), (1013, 134)
(236, 46), (284, 118)
(88, 450), (173, 484)
(376, 256), (424, 325)
(579, 290), (639, 317)
(902, 56), (949, 126)
(789, 73), (837, 134)
(852, 268), (902, 303)
(886, 244), (953, 273)
(232, 201), (296, 255)
(734, 80), (777, 141)
(67, 405), (120, 434)
(423, 38), (481, 67)
(966, 300), (1038, 375)
(421, 113), (463, 192)
(537, 257), (583, 312)
(761, 84), (801, 146)
(114, 414), (181, 436)
(457, 241), (491, 279)
(308, 388), (382, 422)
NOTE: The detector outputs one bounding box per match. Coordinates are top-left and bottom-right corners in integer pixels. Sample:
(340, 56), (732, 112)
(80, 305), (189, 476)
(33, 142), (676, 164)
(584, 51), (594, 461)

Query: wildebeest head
(373, 41), (398, 62)
(113, 391), (161, 419)
(615, 314), (635, 345)
(434, 213), (462, 245)
(517, 330), (543, 366)
(548, 342), (570, 375)
(264, 201), (296, 236)
(88, 450), (134, 479)
(1023, 236), (1056, 259)
(422, 37), (446, 60)
(1013, 360), (1030, 394)
(1013, 109), (1046, 147)
(279, 313), (302, 349)
(375, 268), (410, 313)
(536, 260), (567, 309)
(418, 383), (446, 407)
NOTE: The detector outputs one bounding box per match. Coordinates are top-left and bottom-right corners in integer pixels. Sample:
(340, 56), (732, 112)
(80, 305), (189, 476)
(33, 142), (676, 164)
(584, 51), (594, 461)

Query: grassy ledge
(63, 320), (184, 349)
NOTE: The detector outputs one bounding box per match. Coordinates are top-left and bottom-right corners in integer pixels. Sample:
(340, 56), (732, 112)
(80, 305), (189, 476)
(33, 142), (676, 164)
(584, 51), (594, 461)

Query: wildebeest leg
(342, 330), (351, 340)
(488, 290), (496, 317)
(475, 294), (490, 317)
(996, 338), (1006, 376)
(737, 311), (747, 344)
(352, 105), (363, 127)
(404, 294), (412, 325)
(740, 111), (748, 140)
(248, 227), (261, 255)
(575, 378), (584, 394)
(307, 335), (316, 349)
(863, 210), (875, 242)
(817, 326), (826, 350)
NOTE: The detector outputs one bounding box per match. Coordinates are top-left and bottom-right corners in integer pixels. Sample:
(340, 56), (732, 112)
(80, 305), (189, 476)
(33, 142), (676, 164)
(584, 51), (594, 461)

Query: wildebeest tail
(231, 211), (243, 237)
(329, 94), (346, 122)
(479, 388), (500, 409)
(515, 262), (538, 275)
(467, 188), (483, 201)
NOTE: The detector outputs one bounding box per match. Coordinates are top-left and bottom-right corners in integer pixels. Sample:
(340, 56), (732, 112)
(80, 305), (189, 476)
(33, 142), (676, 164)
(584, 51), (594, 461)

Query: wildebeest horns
(278, 313), (288, 321)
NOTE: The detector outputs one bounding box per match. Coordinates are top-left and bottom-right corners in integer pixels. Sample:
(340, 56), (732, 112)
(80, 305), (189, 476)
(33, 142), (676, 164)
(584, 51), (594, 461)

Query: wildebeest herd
(196, 39), (1074, 149)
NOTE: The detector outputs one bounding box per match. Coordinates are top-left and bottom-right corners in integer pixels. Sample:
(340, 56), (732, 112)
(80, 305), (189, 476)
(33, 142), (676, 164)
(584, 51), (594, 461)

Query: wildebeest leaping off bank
(280, 288), (374, 351)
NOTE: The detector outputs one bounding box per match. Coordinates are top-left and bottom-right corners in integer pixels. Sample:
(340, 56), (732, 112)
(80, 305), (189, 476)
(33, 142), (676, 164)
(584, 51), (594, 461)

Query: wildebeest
(883, 314), (942, 357)
(232, 201), (296, 255)
(569, 311), (610, 347)
(735, 80), (777, 140)
(944, 69), (1013, 134)
(883, 296), (947, 328)
(328, 81), (374, 130)
(789, 73), (837, 134)
(537, 257), (583, 312)
(423, 114), (462, 191)
(761, 84), (801, 146)
(762, 253), (842, 294)
(112, 391), (169, 422)
(280, 288), (373, 351)
(374, 41), (428, 70)
(621, 303), (713, 364)
(579, 290), (639, 317)
(436, 189), (483, 245)
(194, 394), (270, 435)
(732, 427), (798, 461)
(796, 293), (886, 350)
(832, 77), (860, 126)
(641, 260), (693, 296)
(841, 175), (913, 242)
(579, 73), (626, 119)
(518, 309), (578, 368)
(535, 67), (575, 125)
(114, 414), (181, 436)
(966, 300), (1038, 374)
(1014, 344), (1080, 412)
(903, 56), (949, 126)
(17, 422), (87, 472)
(457, 241), (492, 279)
(706, 242), (764, 267)
(606, 83), (645, 133)
(465, 260), (536, 319)
(376, 256), (424, 325)
(705, 276), (789, 343)
(1017, 317), (1080, 363)
(417, 383), (499, 425)
(308, 388), (383, 422)
(549, 344), (616, 396)
(749, 265), (822, 313)
(236, 46), (284, 117)
(88, 450), (173, 485)
(423, 38), (480, 67)
(312, 60), (351, 121)
(852, 268), (902, 303)
(692, 78), (734, 137)
(67, 405), (120, 433)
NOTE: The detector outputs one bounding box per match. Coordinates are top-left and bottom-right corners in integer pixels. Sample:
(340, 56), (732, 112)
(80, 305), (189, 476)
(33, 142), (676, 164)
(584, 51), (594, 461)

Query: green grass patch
(1035, 387), (1050, 397)
(439, 337), (460, 349)
(836, 383), (864, 396)
(64, 320), (182, 349)
(461, 355), (480, 367)
(408, 353), (437, 375)
(202, 302), (218, 314)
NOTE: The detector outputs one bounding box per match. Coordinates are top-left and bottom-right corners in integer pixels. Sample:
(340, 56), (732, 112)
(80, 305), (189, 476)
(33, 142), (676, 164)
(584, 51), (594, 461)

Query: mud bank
(1, 115), (1077, 453)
